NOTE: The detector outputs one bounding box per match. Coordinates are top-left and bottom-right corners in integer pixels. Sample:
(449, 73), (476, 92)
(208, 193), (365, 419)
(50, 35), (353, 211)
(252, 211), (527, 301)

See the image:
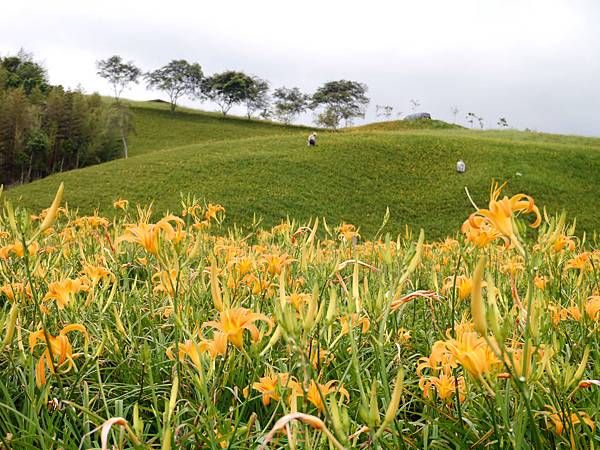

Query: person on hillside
(456, 159), (466, 173)
(307, 132), (317, 147)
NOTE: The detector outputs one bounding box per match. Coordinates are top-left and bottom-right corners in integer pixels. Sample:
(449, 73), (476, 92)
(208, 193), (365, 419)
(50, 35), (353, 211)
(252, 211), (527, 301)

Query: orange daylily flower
(416, 340), (456, 376)
(543, 406), (595, 436)
(0, 282), (33, 302)
(205, 203), (225, 222)
(336, 223), (359, 242)
(534, 275), (547, 290)
(252, 372), (296, 406)
(152, 269), (180, 298)
(305, 380), (350, 412)
(43, 278), (89, 310)
(339, 313), (370, 336)
(73, 215), (110, 229)
(82, 264), (114, 286)
(202, 307), (273, 350)
(585, 296), (600, 320)
(461, 216), (501, 248)
(565, 253), (591, 272)
(552, 234), (576, 253)
(29, 324), (88, 387)
(443, 275), (477, 301)
(0, 240), (40, 259)
(419, 367), (466, 403)
(117, 214), (185, 255)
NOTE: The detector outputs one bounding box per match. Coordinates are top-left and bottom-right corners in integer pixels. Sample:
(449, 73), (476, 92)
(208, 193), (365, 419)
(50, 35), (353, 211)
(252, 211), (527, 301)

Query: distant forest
(0, 50), (127, 186)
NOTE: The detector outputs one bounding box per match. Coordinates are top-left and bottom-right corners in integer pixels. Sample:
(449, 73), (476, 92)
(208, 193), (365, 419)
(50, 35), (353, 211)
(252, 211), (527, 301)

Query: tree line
(0, 50), (128, 186)
(97, 55), (370, 130)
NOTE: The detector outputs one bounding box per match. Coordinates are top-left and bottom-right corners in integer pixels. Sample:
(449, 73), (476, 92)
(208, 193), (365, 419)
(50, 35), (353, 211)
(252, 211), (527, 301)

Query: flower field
(0, 182), (599, 449)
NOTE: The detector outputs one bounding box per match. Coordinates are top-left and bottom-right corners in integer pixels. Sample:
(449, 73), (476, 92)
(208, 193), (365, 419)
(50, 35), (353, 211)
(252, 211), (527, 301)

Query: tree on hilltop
(96, 55), (142, 102)
(201, 70), (255, 116)
(311, 80), (369, 130)
(244, 77), (270, 119)
(145, 60), (203, 113)
(497, 117), (509, 128)
(271, 87), (310, 125)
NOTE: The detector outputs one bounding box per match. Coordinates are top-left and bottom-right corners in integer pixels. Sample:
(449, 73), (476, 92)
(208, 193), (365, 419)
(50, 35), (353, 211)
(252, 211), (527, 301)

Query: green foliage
(0, 49), (49, 95)
(311, 80), (369, 130)
(244, 77), (270, 119)
(272, 86), (310, 124)
(0, 84), (125, 185)
(6, 102), (600, 239)
(144, 60), (203, 113)
(201, 70), (255, 115)
(96, 55), (142, 101)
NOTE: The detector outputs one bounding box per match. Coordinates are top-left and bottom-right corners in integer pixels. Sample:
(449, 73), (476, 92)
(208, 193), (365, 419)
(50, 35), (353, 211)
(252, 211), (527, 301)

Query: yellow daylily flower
(444, 331), (501, 379)
(463, 182), (541, 248)
(113, 199), (129, 210)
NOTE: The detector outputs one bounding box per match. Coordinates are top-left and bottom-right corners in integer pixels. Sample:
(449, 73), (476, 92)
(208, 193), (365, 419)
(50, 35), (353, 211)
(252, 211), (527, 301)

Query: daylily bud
(352, 262), (360, 314)
(369, 380), (380, 427)
(6, 202), (18, 236)
(40, 182), (64, 232)
(303, 283), (319, 331)
(210, 260), (223, 311)
(133, 403), (144, 437)
(1, 301), (19, 351)
(113, 305), (126, 337)
(326, 289), (337, 323)
(471, 256), (488, 336)
(569, 346), (590, 389)
(381, 366), (404, 432)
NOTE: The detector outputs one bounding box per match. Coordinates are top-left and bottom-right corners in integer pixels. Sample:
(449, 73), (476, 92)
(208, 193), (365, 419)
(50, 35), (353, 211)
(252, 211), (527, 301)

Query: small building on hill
(404, 112), (432, 120)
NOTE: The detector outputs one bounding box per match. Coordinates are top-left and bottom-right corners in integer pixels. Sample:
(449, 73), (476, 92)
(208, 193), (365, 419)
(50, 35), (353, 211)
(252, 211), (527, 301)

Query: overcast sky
(2, 0), (599, 136)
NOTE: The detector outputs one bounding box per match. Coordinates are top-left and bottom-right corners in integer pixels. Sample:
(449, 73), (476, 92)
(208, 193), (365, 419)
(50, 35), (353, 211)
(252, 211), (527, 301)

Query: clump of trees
(0, 51), (125, 186)
(120, 56), (371, 129)
(311, 80), (369, 130)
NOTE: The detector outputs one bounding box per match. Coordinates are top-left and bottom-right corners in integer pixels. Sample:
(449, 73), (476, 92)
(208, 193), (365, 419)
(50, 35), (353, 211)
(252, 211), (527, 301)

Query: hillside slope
(124, 100), (310, 156)
(6, 122), (600, 238)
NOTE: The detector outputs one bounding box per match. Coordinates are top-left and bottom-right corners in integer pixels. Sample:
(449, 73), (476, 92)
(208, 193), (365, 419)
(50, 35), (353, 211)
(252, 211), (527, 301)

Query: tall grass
(0, 185), (598, 448)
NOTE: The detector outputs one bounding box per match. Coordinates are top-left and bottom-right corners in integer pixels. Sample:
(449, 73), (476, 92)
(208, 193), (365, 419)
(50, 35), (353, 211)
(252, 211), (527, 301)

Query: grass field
(0, 182), (598, 448)
(5, 102), (600, 239)
(1, 102), (599, 448)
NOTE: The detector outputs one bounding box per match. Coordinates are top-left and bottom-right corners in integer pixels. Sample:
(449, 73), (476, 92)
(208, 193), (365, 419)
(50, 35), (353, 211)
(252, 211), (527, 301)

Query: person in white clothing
(456, 159), (466, 173)
(307, 132), (317, 147)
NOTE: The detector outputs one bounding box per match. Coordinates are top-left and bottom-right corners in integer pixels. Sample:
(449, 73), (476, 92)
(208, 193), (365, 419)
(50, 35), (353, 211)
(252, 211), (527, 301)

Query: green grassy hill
(124, 100), (310, 156)
(5, 103), (600, 239)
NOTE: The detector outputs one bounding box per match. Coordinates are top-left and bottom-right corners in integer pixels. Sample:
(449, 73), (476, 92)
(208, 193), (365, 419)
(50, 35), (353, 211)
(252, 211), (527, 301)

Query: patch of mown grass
(7, 126), (600, 239)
